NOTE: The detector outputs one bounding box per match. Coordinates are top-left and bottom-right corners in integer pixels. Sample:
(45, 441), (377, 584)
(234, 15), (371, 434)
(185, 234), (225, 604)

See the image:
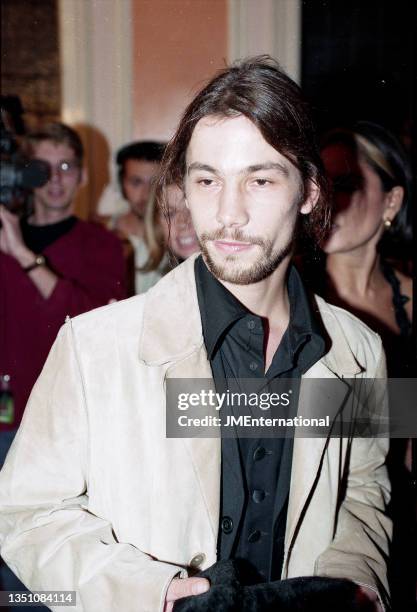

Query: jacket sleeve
(44, 230), (127, 315)
(0, 321), (184, 612)
(315, 343), (392, 611)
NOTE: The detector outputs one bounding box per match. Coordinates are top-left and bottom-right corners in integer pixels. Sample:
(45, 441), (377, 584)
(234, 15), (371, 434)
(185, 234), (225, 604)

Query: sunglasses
(34, 159), (81, 176)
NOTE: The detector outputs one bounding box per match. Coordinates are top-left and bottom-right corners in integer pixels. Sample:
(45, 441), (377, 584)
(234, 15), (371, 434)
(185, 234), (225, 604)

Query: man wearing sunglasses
(0, 122), (126, 449)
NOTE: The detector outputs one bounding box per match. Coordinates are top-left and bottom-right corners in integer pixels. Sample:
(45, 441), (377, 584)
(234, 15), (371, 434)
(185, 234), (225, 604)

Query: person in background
(309, 121), (414, 612)
(0, 122), (126, 606)
(318, 122), (413, 375)
(110, 141), (165, 294)
(0, 122), (126, 448)
(141, 182), (199, 277)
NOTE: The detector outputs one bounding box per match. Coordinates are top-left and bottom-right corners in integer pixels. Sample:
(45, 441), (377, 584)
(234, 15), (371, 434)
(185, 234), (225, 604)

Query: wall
(132, 0), (228, 141)
(58, 0), (301, 217)
(59, 0), (133, 217)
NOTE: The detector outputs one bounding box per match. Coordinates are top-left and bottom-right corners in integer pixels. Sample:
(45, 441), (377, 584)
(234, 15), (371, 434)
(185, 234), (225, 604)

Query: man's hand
(0, 205), (58, 298)
(0, 205), (34, 266)
(164, 577), (210, 612)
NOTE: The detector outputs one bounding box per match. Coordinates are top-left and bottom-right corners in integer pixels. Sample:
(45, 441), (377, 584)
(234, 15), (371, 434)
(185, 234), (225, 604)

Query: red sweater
(0, 220), (126, 431)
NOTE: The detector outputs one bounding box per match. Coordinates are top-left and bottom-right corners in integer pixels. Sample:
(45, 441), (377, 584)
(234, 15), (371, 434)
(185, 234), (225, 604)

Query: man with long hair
(0, 59), (389, 612)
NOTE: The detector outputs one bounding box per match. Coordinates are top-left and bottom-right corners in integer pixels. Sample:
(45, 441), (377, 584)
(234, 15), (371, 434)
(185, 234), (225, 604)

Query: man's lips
(213, 240), (254, 252)
(47, 189), (65, 198)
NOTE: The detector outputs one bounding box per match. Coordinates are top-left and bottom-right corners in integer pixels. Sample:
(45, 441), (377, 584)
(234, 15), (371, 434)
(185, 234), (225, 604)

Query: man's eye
(198, 179), (214, 186)
(254, 178), (271, 186)
(59, 161), (78, 173)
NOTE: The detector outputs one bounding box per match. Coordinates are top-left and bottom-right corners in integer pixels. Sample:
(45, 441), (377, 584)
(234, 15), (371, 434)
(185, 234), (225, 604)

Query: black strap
(381, 261), (412, 337)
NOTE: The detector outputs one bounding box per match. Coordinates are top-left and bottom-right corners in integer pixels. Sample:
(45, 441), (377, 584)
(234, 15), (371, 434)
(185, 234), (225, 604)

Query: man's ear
(300, 179), (320, 215)
(383, 186), (404, 223)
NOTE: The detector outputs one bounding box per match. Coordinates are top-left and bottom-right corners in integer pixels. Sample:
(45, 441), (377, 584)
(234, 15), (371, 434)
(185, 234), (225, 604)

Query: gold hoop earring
(384, 219), (392, 229)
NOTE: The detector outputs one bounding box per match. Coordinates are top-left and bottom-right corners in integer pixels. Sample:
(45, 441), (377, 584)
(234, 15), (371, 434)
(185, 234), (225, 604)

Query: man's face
(122, 159), (160, 218)
(32, 141), (82, 214)
(184, 114), (317, 284)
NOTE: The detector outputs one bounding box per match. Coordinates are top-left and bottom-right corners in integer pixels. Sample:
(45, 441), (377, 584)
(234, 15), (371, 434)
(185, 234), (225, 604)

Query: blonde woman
(142, 182), (199, 274)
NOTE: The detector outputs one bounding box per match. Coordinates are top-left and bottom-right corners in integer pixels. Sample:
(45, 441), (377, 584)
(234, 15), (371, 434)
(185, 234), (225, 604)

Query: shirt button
(249, 362), (258, 371)
(247, 320), (256, 330)
(189, 553), (206, 568)
(221, 516), (233, 534)
(253, 446), (266, 461)
(248, 529), (261, 543)
(252, 489), (266, 503)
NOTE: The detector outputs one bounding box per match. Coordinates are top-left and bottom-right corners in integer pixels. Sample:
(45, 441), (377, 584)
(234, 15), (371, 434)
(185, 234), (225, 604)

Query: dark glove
(173, 559), (375, 612)
(240, 576), (375, 611)
(173, 559), (242, 611)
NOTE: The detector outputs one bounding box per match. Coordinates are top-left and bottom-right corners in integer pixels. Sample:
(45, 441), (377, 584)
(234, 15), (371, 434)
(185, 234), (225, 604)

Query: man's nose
(49, 166), (63, 182)
(216, 184), (249, 228)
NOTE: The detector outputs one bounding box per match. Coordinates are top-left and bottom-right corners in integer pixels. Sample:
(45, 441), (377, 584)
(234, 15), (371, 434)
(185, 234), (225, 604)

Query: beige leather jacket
(0, 255), (391, 611)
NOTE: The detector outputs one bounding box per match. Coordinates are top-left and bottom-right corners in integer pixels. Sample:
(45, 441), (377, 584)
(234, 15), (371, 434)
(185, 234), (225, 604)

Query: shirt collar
(195, 255), (326, 363)
(195, 255), (247, 359)
(286, 264), (324, 355)
(285, 265), (326, 373)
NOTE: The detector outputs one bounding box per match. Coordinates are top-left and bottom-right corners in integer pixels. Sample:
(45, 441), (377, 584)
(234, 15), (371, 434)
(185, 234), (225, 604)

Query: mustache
(199, 229), (266, 247)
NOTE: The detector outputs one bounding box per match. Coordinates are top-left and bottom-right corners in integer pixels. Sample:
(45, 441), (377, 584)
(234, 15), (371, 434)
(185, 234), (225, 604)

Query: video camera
(0, 100), (50, 209)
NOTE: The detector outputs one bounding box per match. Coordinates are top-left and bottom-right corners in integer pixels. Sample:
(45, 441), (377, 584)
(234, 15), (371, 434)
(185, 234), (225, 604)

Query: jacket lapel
(138, 255), (203, 366)
(284, 364), (353, 562)
(165, 350), (221, 541)
(139, 255), (222, 542)
(283, 299), (364, 572)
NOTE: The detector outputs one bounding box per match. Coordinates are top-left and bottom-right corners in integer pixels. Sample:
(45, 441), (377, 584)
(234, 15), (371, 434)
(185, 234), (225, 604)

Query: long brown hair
(140, 184), (166, 272)
(156, 55), (329, 244)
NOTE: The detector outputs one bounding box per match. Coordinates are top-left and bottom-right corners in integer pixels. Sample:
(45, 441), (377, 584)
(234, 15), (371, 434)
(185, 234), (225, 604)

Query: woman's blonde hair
(139, 183), (168, 272)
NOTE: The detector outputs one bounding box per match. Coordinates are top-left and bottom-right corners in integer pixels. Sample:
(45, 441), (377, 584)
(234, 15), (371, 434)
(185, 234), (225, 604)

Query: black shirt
(20, 216), (78, 254)
(195, 255), (326, 581)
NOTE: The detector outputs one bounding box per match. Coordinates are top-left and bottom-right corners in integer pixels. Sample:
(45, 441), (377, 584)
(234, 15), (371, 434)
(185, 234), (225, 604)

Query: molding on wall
(227, 0), (301, 83)
(58, 0), (133, 214)
(59, 0), (133, 144)
(59, 0), (91, 125)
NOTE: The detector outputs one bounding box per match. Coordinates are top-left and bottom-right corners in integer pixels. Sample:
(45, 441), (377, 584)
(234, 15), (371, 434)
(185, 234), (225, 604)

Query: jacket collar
(312, 295), (363, 377)
(138, 254), (204, 365)
(138, 253), (362, 377)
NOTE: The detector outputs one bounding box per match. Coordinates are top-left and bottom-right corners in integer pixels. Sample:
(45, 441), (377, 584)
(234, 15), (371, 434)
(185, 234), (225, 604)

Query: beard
(198, 228), (293, 285)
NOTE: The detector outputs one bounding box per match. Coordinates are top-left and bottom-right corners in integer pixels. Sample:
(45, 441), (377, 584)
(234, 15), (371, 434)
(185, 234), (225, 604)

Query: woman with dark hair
(319, 121), (413, 377)
(316, 121), (415, 612)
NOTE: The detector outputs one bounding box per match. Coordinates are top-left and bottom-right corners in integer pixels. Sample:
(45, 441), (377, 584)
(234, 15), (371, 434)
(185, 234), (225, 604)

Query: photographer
(0, 123), (126, 452)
